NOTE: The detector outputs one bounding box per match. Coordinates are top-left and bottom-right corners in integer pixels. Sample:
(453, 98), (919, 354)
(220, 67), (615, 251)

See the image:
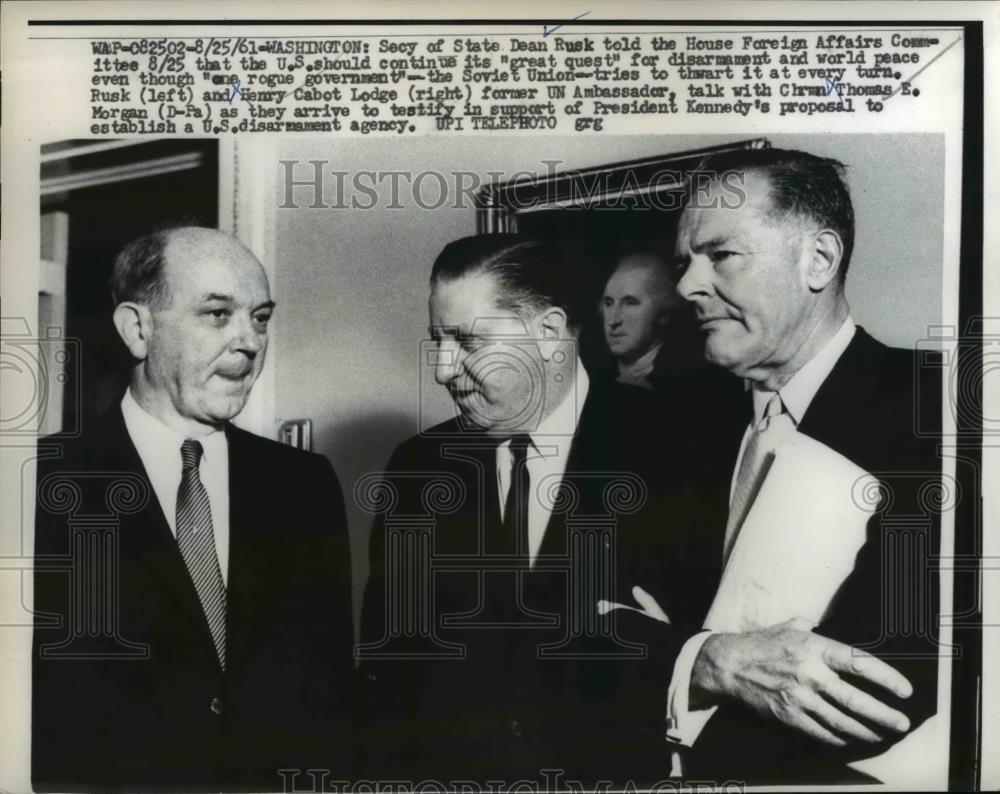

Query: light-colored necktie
(723, 393), (794, 564)
(176, 439), (227, 669)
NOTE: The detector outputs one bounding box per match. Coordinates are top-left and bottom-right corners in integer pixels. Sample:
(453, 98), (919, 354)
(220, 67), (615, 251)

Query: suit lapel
(103, 410), (221, 662)
(532, 392), (606, 574)
(223, 425), (274, 670)
(477, 438), (504, 555)
(796, 327), (876, 448)
(434, 434), (502, 556)
(533, 439), (582, 562)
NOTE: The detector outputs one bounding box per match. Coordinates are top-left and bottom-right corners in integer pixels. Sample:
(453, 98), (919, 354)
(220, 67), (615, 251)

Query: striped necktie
(723, 393), (794, 565)
(176, 439), (227, 669)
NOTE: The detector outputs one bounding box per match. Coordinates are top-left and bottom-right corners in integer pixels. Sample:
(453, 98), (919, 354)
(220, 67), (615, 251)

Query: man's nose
(676, 255), (711, 302)
(433, 341), (460, 386)
(232, 316), (265, 357)
(606, 305), (622, 327)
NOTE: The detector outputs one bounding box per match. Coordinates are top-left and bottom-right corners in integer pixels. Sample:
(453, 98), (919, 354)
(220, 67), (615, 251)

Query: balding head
(111, 226), (266, 310)
(111, 226), (273, 436)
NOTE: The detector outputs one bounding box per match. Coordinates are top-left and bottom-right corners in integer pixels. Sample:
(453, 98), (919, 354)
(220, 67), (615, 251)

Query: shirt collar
(121, 387), (227, 463)
(507, 360), (588, 458)
(751, 316), (856, 426)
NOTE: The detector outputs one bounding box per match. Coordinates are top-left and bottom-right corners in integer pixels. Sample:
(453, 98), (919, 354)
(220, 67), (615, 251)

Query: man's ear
(112, 302), (153, 361)
(804, 229), (844, 291)
(536, 306), (568, 361)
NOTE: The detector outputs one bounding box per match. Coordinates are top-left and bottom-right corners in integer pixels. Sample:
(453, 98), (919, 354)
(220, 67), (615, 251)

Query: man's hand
(692, 618), (913, 747)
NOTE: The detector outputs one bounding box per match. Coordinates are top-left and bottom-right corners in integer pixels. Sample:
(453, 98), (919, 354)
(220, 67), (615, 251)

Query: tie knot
(180, 439), (204, 471)
(757, 393), (785, 431)
(765, 393), (783, 417)
(508, 434), (532, 463)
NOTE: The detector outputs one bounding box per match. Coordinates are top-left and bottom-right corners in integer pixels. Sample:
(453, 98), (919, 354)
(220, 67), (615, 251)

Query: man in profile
(360, 234), (676, 784)
(33, 227), (355, 790)
(631, 147), (942, 784)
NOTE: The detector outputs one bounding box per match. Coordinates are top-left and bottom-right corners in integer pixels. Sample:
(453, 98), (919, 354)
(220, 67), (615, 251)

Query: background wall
(270, 133), (945, 617)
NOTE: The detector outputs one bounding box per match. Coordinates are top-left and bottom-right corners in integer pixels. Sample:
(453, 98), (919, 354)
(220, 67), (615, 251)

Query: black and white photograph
(0, 4), (994, 793)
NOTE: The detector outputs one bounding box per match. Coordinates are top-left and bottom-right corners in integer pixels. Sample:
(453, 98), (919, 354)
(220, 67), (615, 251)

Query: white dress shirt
(665, 317), (857, 757)
(121, 388), (230, 585)
(495, 363), (590, 566)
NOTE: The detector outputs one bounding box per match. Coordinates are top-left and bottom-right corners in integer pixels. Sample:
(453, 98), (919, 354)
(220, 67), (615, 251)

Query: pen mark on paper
(543, 11), (591, 38)
(884, 35), (961, 102)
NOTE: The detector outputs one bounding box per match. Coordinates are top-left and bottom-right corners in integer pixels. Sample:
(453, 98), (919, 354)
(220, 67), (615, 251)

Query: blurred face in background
(600, 255), (679, 365)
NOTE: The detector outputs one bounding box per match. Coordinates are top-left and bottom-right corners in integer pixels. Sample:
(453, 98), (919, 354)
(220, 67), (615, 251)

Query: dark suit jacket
(32, 408), (356, 791)
(628, 327), (943, 785)
(359, 381), (688, 785)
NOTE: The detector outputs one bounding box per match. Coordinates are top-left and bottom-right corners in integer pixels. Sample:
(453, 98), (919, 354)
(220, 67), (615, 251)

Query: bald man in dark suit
(33, 228), (356, 790)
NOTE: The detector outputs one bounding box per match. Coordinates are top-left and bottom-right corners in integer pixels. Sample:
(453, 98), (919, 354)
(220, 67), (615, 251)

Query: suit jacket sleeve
(305, 454), (358, 767)
(32, 450), (90, 787)
(356, 441), (427, 778)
